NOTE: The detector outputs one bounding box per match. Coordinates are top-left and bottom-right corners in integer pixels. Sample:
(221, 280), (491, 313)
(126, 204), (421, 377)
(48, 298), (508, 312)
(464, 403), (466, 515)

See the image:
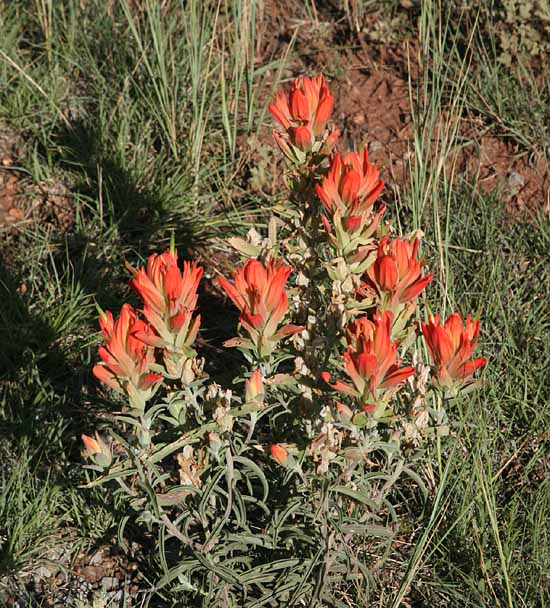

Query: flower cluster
(358, 235), (433, 332)
(322, 311), (414, 420)
(422, 313), (487, 390)
(92, 304), (162, 411)
(127, 249), (203, 379)
(217, 258), (303, 358)
(266, 74), (486, 437)
(92, 248), (203, 416)
(269, 75), (339, 164)
(316, 149), (386, 278)
(87, 73), (487, 468)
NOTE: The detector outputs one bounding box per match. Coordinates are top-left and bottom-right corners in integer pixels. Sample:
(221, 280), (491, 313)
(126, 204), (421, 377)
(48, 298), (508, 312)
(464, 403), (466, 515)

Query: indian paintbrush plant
(82, 75), (486, 605)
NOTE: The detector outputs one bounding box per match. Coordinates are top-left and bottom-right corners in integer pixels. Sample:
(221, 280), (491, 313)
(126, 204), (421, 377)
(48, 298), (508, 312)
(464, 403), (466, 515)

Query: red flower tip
(365, 236), (432, 305)
(218, 258), (294, 348)
(290, 126), (313, 151)
(316, 146), (384, 241)
(321, 371), (331, 384)
(82, 434), (101, 454)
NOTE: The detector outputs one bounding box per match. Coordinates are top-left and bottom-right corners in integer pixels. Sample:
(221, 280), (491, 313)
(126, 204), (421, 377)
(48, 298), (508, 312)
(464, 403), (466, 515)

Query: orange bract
(218, 259), (303, 351)
(421, 313), (487, 388)
(245, 369), (264, 404)
(93, 304), (161, 395)
(269, 75), (339, 160)
(269, 75), (334, 148)
(81, 433), (101, 455)
(363, 236), (433, 306)
(316, 149), (386, 264)
(316, 149), (384, 220)
(322, 310), (414, 410)
(270, 444), (289, 466)
(129, 250), (203, 348)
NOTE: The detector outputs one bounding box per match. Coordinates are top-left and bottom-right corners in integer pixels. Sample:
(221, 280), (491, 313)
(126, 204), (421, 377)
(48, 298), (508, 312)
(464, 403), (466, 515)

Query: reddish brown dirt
(332, 54), (548, 215)
(0, 129), (24, 226)
(0, 127), (74, 231)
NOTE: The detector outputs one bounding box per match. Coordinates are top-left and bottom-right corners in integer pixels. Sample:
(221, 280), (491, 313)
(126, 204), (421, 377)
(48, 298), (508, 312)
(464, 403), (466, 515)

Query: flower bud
(138, 428), (151, 448)
(208, 432), (222, 459)
(270, 444), (289, 467)
(81, 433), (112, 469)
(245, 369), (264, 405)
(181, 358), (196, 385)
(82, 433), (101, 456)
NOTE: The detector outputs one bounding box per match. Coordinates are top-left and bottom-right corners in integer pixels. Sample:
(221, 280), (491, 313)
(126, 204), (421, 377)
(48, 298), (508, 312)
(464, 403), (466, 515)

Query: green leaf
(330, 485), (379, 510)
(233, 455), (269, 503)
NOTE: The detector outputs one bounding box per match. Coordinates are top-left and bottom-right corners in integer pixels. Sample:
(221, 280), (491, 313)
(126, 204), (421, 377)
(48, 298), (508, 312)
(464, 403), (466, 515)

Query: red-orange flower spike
(93, 304), (162, 408)
(322, 311), (414, 411)
(316, 148), (384, 219)
(270, 75), (333, 134)
(130, 250), (203, 360)
(421, 313), (487, 389)
(130, 249), (202, 316)
(269, 75), (337, 156)
(218, 259), (303, 354)
(365, 236), (433, 306)
(316, 149), (386, 270)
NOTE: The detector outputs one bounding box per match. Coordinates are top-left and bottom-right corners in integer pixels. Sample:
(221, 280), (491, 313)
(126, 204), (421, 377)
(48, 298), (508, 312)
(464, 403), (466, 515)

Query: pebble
(34, 564), (53, 579)
(368, 141), (384, 154)
(101, 576), (119, 591)
(7, 208), (23, 220)
(508, 171), (525, 193)
(80, 564), (105, 583)
(54, 572), (67, 586)
(89, 549), (104, 565)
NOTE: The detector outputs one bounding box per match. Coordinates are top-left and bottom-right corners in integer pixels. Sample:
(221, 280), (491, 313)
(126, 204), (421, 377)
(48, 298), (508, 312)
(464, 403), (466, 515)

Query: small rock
(508, 171), (525, 193)
(7, 207), (22, 221)
(89, 549), (104, 565)
(35, 564), (53, 579)
(101, 576), (119, 591)
(81, 564), (105, 584)
(101, 557), (115, 570)
(54, 571), (67, 586)
(352, 112), (366, 126)
(368, 141), (384, 154)
(370, 126), (390, 143)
